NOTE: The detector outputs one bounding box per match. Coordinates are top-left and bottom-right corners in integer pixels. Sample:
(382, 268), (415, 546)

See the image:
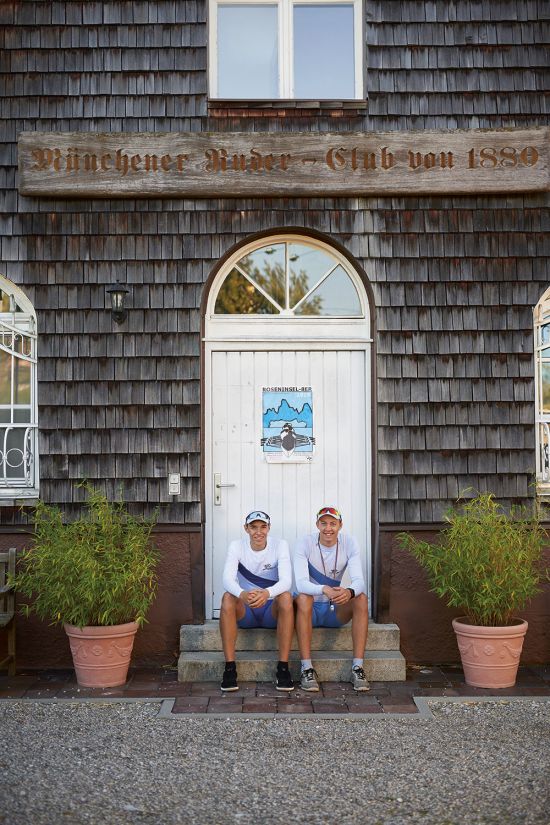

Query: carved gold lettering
(101, 153), (112, 171)
(130, 154), (141, 171)
(66, 148), (79, 172)
(408, 150), (453, 170)
(115, 150), (130, 176)
(83, 154), (98, 172)
(176, 153), (189, 171)
(161, 154), (172, 171)
(326, 147), (346, 170)
(31, 148), (62, 171)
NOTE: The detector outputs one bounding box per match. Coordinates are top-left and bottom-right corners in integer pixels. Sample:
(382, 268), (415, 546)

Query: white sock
(301, 659), (313, 672)
(353, 658), (363, 669)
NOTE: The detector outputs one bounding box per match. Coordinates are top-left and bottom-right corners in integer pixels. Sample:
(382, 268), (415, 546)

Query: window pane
(293, 4), (355, 99)
(13, 408), (31, 423)
(542, 365), (550, 414)
(218, 5), (278, 98)
(288, 243), (337, 306)
(0, 427), (26, 480)
(13, 357), (30, 405)
(240, 244), (286, 308)
(541, 323), (550, 345)
(215, 270), (279, 314)
(295, 266), (361, 316)
(0, 351), (11, 405)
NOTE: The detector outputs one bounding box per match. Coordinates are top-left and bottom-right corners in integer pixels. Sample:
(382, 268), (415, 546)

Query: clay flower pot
(64, 621), (139, 688)
(452, 617), (528, 689)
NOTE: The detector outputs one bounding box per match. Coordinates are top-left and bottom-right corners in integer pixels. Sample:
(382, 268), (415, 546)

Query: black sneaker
(221, 663), (238, 692)
(275, 664), (294, 692)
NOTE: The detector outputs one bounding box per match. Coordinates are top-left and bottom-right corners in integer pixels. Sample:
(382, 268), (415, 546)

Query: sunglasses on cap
(245, 511), (270, 525)
(316, 507), (342, 521)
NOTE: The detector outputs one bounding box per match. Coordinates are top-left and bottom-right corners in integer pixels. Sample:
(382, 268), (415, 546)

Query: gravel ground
(0, 699), (548, 825)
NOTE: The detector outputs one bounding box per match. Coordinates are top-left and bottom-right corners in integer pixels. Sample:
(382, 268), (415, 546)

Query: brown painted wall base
(3, 526), (549, 669)
(0, 529), (203, 669)
(378, 529), (550, 665)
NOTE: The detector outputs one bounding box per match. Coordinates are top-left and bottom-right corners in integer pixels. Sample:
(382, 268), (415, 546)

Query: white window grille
(0, 276), (38, 499)
(208, 0), (364, 101)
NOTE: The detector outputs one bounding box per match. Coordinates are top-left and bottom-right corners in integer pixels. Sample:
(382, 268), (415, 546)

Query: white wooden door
(206, 346), (370, 617)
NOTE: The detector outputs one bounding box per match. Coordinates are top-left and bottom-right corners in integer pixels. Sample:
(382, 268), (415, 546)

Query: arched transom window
(0, 276), (38, 499)
(214, 239), (364, 317)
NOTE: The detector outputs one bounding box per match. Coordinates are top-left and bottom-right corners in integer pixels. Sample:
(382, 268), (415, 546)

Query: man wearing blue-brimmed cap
(293, 506), (369, 693)
(219, 510), (294, 692)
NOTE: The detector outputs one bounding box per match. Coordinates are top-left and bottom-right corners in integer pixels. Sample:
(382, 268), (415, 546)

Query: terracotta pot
(64, 621), (139, 688)
(452, 617), (528, 689)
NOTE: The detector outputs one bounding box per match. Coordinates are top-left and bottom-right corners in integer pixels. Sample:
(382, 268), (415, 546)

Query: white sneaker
(300, 667), (320, 692)
(351, 665), (370, 692)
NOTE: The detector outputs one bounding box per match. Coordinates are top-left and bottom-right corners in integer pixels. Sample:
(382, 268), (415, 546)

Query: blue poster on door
(261, 387), (315, 463)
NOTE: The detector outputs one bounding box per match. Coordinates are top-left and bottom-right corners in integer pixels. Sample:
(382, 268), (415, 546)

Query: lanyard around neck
(317, 537), (339, 578)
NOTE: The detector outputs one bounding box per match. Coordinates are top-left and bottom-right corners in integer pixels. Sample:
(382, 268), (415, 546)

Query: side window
(0, 276), (38, 500)
(209, 0), (364, 101)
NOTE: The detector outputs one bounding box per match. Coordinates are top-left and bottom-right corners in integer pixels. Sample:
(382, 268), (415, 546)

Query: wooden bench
(0, 548), (16, 676)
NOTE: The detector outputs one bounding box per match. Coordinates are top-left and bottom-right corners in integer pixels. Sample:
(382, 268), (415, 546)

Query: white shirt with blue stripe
(222, 537), (292, 600)
(293, 532), (365, 603)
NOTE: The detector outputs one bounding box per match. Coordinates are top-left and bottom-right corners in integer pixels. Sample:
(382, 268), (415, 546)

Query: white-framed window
(208, 0), (364, 101)
(0, 275), (38, 500)
(213, 237), (365, 317)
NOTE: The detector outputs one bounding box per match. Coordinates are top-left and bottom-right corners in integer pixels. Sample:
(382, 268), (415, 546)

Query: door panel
(208, 348), (370, 617)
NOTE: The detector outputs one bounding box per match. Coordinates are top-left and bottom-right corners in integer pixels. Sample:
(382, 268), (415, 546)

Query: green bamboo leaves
(13, 483), (159, 628)
(397, 493), (548, 626)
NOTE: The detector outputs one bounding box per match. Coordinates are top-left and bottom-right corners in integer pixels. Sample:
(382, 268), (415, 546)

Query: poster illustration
(261, 387), (315, 463)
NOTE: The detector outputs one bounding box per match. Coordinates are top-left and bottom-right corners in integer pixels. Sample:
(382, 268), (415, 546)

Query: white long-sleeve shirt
(222, 536), (292, 600)
(293, 532), (365, 603)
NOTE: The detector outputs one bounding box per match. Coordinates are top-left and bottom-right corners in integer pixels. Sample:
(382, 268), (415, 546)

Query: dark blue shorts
(312, 600), (347, 629)
(237, 599), (277, 629)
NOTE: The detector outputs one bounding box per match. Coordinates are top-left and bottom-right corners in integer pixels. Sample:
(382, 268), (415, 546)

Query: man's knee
(353, 592), (368, 614)
(221, 591), (239, 613)
(295, 593), (313, 614)
(276, 591), (293, 611)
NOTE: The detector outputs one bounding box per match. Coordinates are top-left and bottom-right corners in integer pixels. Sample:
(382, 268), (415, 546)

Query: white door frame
(202, 233), (374, 620)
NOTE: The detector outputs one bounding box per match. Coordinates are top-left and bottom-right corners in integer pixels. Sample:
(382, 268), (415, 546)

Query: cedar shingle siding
(0, 1), (549, 523)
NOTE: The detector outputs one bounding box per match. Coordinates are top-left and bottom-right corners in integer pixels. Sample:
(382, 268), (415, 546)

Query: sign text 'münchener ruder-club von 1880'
(18, 128), (550, 197)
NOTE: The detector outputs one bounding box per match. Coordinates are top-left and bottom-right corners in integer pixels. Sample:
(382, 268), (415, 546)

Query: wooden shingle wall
(0, 1), (549, 524)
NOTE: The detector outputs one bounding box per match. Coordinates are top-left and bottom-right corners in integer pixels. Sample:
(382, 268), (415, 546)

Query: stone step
(178, 650), (406, 683)
(180, 621), (401, 652)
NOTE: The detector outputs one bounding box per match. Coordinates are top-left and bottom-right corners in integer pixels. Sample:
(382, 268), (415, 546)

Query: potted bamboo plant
(397, 492), (548, 688)
(13, 482), (159, 688)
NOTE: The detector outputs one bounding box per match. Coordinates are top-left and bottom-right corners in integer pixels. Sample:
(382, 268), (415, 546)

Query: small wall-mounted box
(168, 474), (181, 496)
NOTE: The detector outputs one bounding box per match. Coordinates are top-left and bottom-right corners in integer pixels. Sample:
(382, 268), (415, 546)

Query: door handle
(214, 473), (236, 505)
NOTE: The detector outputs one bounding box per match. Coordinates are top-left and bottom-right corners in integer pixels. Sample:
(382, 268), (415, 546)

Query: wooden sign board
(18, 128), (550, 198)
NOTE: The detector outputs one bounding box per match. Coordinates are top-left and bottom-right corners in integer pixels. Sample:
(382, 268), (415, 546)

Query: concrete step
(178, 650), (406, 683)
(178, 621), (407, 682)
(180, 621), (401, 652)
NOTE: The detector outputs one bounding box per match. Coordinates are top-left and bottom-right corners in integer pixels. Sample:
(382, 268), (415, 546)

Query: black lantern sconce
(106, 283), (130, 325)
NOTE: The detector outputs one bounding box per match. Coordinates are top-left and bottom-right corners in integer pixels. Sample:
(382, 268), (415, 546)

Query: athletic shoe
(275, 664), (294, 692)
(351, 665), (370, 692)
(221, 663), (238, 692)
(300, 667), (319, 692)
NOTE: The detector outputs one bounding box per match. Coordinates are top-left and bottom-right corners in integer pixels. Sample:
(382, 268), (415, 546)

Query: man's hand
(322, 586), (351, 605)
(246, 588), (270, 608)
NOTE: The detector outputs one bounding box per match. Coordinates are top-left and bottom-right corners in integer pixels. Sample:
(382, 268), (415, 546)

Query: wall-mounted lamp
(106, 283), (130, 325)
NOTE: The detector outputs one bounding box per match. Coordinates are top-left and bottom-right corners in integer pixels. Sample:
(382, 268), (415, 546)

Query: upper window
(209, 0), (364, 101)
(0, 276), (38, 500)
(214, 239), (363, 316)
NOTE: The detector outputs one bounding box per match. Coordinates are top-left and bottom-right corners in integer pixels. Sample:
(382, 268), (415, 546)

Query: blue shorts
(237, 599), (277, 629)
(312, 600), (347, 629)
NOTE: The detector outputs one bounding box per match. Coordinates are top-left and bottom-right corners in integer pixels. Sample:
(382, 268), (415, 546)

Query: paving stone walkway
(1, 664), (549, 715)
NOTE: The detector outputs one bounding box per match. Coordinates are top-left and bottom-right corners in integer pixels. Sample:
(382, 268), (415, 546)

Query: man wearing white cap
(219, 510), (294, 692)
(293, 506), (369, 692)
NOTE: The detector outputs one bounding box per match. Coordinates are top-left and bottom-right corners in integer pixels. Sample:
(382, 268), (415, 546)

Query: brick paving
(0, 664), (549, 715)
